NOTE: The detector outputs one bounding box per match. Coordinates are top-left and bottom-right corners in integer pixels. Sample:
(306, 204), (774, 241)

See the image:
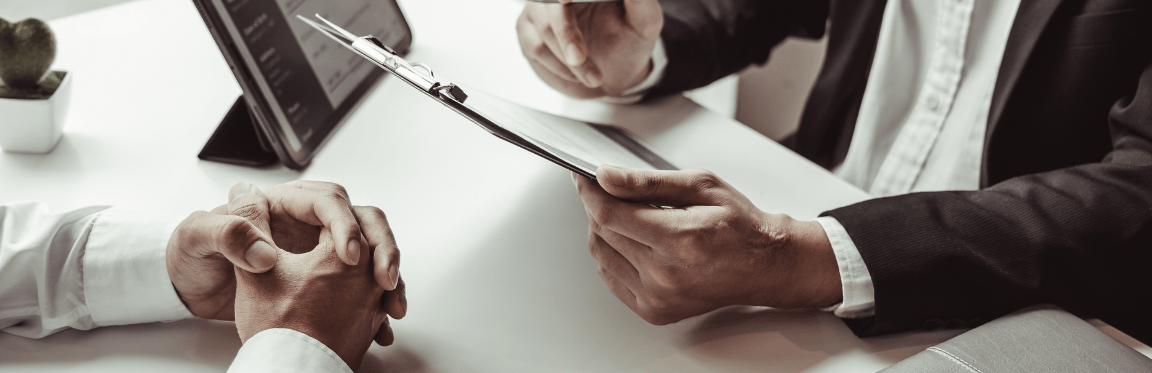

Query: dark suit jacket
(650, 0), (1152, 343)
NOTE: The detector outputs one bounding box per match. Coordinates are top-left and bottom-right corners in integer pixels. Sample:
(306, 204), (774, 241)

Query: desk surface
(0, 0), (1146, 372)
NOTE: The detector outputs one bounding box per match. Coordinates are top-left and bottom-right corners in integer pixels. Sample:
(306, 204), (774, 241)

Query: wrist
(789, 219), (843, 308)
(237, 301), (362, 369)
(750, 215), (842, 309)
(165, 214), (198, 311)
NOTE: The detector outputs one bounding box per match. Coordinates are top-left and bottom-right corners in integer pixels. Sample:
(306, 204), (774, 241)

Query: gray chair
(883, 305), (1152, 372)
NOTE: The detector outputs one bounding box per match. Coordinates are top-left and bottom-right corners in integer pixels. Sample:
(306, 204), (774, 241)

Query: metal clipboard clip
(296, 14), (468, 103)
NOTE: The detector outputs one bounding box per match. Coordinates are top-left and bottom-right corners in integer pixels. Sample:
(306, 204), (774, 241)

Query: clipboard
(296, 15), (676, 179)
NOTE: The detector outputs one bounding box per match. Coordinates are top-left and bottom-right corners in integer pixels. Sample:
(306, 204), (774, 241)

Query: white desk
(1, 0), (1146, 372)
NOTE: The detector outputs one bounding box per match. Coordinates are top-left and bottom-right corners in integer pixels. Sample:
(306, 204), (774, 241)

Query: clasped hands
(165, 181), (405, 369)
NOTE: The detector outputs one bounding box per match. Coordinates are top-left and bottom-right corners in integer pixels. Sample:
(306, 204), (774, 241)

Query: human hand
(573, 165), (842, 325)
(233, 227), (387, 370)
(166, 181), (407, 327)
(517, 0), (662, 99)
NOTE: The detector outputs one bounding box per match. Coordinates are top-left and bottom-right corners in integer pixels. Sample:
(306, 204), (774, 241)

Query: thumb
(595, 165), (724, 206)
(622, 0), (662, 36)
(200, 213), (280, 273)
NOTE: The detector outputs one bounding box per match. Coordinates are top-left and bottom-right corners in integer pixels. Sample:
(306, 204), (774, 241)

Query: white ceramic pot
(0, 71), (72, 154)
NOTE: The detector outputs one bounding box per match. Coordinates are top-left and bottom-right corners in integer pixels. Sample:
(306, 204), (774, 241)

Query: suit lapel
(984, 0), (1064, 186)
(987, 0), (1063, 145)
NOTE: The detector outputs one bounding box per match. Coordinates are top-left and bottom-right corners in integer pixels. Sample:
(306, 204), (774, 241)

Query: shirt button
(926, 96), (940, 111)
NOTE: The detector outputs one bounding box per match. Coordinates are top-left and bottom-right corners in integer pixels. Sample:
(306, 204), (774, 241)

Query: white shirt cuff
(601, 38), (668, 104)
(83, 208), (193, 326)
(229, 328), (353, 373)
(814, 216), (876, 318)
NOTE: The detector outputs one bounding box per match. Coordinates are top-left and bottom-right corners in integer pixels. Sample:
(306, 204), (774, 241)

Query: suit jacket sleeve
(822, 60), (1152, 343)
(646, 0), (829, 97)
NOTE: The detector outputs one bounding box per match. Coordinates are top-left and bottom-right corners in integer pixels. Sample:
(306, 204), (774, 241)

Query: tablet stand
(197, 96), (280, 167)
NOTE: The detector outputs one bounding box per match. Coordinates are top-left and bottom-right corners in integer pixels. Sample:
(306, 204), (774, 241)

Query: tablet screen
(206, 0), (410, 162)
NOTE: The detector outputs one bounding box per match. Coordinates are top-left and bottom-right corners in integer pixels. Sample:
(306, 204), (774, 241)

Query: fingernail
(229, 182), (250, 203)
(571, 172), (579, 186)
(565, 44), (584, 66)
(602, 165), (627, 187)
(246, 241), (277, 271)
(388, 260), (399, 290)
(347, 240), (361, 265)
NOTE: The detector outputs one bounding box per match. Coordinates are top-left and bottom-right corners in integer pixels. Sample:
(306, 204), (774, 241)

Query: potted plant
(0, 17), (72, 154)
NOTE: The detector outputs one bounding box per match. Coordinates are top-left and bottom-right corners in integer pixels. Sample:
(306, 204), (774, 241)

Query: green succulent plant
(0, 17), (61, 100)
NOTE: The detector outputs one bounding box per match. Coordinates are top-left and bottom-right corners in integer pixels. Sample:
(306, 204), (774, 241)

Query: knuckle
(187, 210), (211, 221)
(588, 218), (603, 234)
(230, 202), (263, 221)
(588, 235), (607, 261)
(590, 204), (614, 226)
(639, 297), (676, 325)
(589, 235), (614, 264)
(688, 169), (722, 191)
(532, 42), (551, 58)
(649, 313), (676, 326)
(535, 21), (552, 37)
(358, 205), (387, 221)
(635, 172), (663, 196)
(176, 210), (210, 240)
(285, 180), (308, 189)
(596, 263), (611, 278)
(217, 216), (252, 248)
(648, 269), (681, 295)
(638, 310), (661, 325)
(326, 184), (350, 201)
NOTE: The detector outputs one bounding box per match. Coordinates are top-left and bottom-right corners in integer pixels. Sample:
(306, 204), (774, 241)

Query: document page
(463, 91), (676, 172)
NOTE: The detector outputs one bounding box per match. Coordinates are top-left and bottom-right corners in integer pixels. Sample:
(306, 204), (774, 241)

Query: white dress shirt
(633, 0), (1021, 318)
(0, 202), (351, 373)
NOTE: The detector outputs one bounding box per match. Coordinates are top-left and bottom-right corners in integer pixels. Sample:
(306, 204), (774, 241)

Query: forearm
(826, 165), (1152, 337)
(0, 203), (108, 337)
(824, 61), (1152, 339)
(0, 203), (192, 338)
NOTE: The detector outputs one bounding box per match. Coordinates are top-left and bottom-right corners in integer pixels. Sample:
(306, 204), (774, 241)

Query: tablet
(191, 0), (412, 169)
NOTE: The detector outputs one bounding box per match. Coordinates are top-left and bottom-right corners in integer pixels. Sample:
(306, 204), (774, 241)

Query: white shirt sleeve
(814, 216), (876, 318)
(228, 328), (353, 373)
(601, 38), (669, 104)
(0, 202), (192, 339)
